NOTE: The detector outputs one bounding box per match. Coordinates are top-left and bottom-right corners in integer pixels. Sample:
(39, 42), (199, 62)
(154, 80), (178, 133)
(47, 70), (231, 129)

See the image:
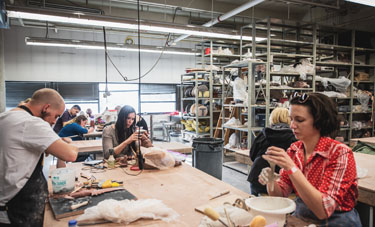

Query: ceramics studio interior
(0, 0), (375, 226)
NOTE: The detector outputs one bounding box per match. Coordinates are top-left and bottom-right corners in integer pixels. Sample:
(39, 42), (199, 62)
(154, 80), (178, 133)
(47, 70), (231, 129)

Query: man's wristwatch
(287, 166), (298, 175)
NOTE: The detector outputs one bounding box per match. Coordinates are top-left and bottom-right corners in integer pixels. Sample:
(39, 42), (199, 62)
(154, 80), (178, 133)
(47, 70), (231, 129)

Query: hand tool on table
(209, 190), (230, 200)
(268, 161), (276, 191)
(204, 207), (229, 227)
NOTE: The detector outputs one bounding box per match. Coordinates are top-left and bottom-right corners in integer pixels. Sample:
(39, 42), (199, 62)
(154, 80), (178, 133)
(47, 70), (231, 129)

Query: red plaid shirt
(277, 137), (358, 217)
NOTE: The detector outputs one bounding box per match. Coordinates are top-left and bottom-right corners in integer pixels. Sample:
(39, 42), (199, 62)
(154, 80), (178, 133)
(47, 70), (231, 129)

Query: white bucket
(245, 196), (296, 227)
(51, 168), (76, 194)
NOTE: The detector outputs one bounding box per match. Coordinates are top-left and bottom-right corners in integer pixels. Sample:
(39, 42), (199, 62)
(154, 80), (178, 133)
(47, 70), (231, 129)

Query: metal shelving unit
(180, 71), (215, 141)
(238, 18), (375, 143)
(222, 60), (267, 151)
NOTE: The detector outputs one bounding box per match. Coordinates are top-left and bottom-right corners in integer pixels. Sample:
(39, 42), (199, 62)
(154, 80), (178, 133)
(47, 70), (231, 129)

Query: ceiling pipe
(278, 0), (340, 10)
(169, 0), (265, 45)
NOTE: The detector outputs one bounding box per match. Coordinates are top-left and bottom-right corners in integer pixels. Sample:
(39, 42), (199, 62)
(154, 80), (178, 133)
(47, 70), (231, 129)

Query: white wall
(4, 26), (196, 84)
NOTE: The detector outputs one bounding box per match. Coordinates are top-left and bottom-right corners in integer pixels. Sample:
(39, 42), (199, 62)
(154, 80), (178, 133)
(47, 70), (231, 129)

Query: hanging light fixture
(8, 7), (266, 42)
(25, 37), (199, 56)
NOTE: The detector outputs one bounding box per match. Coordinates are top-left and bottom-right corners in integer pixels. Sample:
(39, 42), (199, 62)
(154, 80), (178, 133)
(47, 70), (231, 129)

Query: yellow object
(203, 91), (210, 97)
(204, 207), (219, 221)
(204, 126), (210, 132)
(185, 126), (194, 131)
(102, 180), (113, 188)
(111, 182), (120, 187)
(198, 127), (203, 133)
(181, 119), (186, 124)
(250, 215), (266, 227)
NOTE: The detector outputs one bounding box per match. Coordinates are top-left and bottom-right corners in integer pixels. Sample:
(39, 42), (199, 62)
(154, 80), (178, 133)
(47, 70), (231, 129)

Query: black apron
(0, 106), (48, 227)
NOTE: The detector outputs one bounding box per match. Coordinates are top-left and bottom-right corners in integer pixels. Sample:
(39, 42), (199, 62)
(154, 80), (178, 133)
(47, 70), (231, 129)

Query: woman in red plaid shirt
(259, 93), (361, 226)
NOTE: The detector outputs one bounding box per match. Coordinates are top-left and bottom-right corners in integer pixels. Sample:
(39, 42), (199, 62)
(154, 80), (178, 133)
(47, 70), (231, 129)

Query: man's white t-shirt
(0, 110), (60, 223)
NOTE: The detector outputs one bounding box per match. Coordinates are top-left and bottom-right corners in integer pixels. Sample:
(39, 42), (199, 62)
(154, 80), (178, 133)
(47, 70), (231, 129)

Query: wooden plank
(153, 142), (193, 154)
(350, 137), (375, 147)
(44, 163), (250, 226)
(71, 140), (102, 153)
(354, 152), (375, 206)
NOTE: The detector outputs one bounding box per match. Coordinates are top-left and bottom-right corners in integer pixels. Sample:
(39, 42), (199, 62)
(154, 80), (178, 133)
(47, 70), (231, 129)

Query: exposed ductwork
(170, 0), (265, 44)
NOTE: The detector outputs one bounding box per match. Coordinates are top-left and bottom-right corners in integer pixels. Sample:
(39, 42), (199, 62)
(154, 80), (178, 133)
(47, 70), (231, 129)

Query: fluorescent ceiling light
(345, 0), (375, 6)
(8, 10), (266, 42)
(25, 37), (198, 56)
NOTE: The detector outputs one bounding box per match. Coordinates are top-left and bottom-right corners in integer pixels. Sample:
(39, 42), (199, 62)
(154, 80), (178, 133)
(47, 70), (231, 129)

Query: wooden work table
(354, 152), (375, 207)
(83, 131), (103, 139)
(44, 163), (250, 226)
(71, 139), (102, 154)
(350, 137), (375, 147)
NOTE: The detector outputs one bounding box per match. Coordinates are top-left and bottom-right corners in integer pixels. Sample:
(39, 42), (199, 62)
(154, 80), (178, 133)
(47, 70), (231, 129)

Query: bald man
(0, 88), (78, 226)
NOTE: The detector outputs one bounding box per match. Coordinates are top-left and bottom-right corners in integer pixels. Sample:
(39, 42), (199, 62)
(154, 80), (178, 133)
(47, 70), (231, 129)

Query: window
(99, 83), (177, 114)
(99, 83), (139, 113)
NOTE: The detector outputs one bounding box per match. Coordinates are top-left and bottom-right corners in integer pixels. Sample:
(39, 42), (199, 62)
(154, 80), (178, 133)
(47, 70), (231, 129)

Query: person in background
(102, 105), (152, 159)
(58, 115), (94, 141)
(86, 108), (95, 128)
(247, 107), (296, 196)
(0, 88), (78, 226)
(136, 114), (149, 132)
(259, 93), (361, 226)
(17, 98), (31, 107)
(53, 104), (81, 133)
(115, 105), (122, 113)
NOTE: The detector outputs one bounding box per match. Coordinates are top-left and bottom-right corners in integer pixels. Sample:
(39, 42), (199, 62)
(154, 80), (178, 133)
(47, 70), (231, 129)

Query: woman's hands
(258, 167), (280, 185)
(262, 146), (295, 171)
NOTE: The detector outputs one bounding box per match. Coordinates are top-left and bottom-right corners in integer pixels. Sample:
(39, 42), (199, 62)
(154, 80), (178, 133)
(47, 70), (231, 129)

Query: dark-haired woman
(102, 105), (152, 159)
(259, 93), (361, 226)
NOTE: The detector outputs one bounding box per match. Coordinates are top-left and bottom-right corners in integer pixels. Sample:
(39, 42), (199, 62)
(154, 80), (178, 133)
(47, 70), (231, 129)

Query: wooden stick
(209, 190), (230, 200)
(70, 201), (89, 210)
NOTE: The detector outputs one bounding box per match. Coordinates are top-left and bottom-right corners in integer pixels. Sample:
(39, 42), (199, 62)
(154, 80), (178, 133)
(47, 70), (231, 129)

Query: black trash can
(192, 138), (224, 180)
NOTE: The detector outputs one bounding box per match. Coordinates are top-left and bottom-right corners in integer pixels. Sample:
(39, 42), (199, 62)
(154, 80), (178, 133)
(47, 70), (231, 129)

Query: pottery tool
(209, 190), (230, 200)
(269, 161), (275, 191)
(204, 207), (229, 227)
(223, 208), (234, 227)
(70, 201), (89, 210)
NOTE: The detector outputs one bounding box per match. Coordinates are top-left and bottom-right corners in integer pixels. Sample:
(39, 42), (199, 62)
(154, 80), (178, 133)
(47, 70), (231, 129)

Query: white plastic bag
(77, 199), (179, 224)
(141, 147), (176, 170)
(233, 78), (248, 103)
(228, 133), (240, 148)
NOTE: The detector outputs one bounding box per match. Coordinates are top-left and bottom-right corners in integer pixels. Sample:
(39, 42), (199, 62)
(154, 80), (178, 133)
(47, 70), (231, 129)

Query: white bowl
(245, 196), (296, 227)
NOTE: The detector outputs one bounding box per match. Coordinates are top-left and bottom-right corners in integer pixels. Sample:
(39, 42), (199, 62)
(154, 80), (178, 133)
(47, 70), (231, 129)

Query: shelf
(316, 61), (352, 66)
(223, 125), (263, 132)
(270, 72), (302, 76)
(270, 87), (313, 91)
(256, 53), (313, 58)
(316, 43), (352, 51)
(182, 116), (211, 119)
(354, 64), (375, 68)
(353, 80), (375, 84)
(182, 98), (220, 100)
(352, 126), (373, 130)
(182, 130), (210, 136)
(224, 147), (249, 156)
(203, 54), (241, 58)
(258, 38), (313, 46)
(223, 61), (265, 68)
(182, 80), (210, 83)
(340, 127), (350, 131)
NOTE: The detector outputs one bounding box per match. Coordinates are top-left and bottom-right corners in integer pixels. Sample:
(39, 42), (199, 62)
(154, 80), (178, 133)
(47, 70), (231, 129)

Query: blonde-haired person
(247, 107), (296, 196)
(58, 115), (94, 141)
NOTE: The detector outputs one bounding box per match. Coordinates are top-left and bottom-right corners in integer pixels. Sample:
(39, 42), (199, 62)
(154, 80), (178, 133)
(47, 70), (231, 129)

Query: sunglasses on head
(292, 92), (309, 104)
